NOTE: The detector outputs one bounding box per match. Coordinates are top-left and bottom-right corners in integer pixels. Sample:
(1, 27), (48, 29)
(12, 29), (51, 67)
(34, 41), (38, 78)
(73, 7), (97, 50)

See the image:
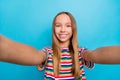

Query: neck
(59, 41), (70, 48)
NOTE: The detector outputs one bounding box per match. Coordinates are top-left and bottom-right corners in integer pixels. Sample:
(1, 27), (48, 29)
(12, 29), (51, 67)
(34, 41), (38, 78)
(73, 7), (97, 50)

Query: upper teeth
(60, 34), (67, 37)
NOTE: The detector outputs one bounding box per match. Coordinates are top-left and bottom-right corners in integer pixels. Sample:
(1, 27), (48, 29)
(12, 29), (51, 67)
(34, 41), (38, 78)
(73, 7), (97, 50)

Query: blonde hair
(52, 12), (80, 78)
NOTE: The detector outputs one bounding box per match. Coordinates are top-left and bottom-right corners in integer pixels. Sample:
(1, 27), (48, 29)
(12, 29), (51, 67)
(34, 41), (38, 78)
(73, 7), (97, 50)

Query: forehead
(55, 14), (71, 23)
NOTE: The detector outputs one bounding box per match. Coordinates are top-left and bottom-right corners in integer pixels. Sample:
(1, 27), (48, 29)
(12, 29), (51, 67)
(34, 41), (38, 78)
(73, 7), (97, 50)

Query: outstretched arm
(0, 35), (46, 65)
(83, 46), (120, 64)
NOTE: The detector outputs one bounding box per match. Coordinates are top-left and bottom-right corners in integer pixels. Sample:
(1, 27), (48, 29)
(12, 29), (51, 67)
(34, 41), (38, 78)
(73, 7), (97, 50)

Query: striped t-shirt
(42, 47), (94, 80)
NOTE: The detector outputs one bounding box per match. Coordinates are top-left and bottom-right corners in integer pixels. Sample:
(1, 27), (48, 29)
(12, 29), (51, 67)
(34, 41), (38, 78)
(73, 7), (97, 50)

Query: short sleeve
(80, 48), (95, 69)
(42, 47), (48, 54)
(37, 47), (48, 71)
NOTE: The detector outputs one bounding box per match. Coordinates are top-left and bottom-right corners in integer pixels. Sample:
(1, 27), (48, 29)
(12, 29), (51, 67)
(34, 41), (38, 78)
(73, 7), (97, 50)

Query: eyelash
(55, 25), (61, 27)
(55, 25), (71, 27)
(67, 25), (71, 27)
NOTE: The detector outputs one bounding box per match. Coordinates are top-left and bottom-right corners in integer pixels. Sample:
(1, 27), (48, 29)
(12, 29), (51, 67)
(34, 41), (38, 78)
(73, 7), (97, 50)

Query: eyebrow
(55, 22), (71, 25)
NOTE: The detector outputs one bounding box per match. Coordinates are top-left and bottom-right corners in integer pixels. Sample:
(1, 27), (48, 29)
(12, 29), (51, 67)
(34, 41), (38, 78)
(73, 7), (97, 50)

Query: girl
(0, 12), (120, 80)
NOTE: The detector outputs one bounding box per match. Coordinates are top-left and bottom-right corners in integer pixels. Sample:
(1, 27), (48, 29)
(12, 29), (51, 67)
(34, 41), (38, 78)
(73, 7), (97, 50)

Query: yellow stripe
(59, 73), (72, 77)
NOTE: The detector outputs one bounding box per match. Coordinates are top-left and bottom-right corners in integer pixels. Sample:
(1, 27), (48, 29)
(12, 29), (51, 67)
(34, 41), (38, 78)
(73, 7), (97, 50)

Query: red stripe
(55, 75), (73, 78)
(46, 65), (53, 68)
(48, 56), (52, 59)
(61, 54), (71, 56)
(82, 78), (86, 80)
(45, 73), (73, 78)
(60, 62), (72, 64)
(45, 72), (54, 77)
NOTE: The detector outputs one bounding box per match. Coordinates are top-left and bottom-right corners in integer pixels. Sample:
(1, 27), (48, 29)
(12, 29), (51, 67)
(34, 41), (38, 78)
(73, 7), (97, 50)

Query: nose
(61, 26), (66, 32)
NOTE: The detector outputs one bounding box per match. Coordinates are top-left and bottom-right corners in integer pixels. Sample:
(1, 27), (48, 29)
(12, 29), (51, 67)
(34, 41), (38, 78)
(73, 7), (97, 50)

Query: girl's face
(54, 14), (72, 46)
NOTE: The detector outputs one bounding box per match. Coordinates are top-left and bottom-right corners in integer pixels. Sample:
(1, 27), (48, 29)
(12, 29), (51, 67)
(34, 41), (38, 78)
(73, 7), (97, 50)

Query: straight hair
(52, 12), (80, 78)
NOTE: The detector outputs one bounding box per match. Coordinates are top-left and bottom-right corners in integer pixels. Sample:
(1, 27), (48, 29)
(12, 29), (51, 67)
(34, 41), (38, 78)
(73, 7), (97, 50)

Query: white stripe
(61, 55), (71, 58)
(46, 67), (53, 69)
(45, 74), (55, 79)
(55, 77), (74, 79)
(61, 63), (72, 65)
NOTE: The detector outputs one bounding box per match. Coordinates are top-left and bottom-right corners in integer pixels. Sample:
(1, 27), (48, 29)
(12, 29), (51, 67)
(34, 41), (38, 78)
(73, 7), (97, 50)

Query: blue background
(0, 0), (120, 80)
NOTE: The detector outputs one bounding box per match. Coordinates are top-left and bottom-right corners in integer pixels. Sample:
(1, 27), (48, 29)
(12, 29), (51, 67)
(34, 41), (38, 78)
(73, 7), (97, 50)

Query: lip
(59, 34), (67, 39)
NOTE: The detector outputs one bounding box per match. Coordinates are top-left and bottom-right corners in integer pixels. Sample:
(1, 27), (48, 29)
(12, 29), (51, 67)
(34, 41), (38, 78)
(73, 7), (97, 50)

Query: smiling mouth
(59, 34), (67, 39)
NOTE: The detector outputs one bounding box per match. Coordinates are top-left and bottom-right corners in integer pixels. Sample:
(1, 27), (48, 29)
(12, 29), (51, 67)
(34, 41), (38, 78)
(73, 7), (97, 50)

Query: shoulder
(78, 47), (87, 53)
(40, 47), (53, 54)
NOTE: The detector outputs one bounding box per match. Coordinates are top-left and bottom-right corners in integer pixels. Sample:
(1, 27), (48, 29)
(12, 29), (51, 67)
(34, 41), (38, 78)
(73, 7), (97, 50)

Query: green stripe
(61, 57), (72, 60)
(61, 65), (72, 68)
(46, 69), (53, 73)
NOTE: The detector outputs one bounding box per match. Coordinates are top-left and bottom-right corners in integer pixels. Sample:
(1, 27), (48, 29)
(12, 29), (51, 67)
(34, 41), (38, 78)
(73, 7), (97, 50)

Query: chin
(59, 39), (68, 43)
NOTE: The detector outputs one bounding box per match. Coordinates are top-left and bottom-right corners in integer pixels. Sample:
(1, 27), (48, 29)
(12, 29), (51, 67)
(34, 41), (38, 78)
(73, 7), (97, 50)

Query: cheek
(55, 27), (59, 33)
(69, 28), (72, 36)
(70, 30), (73, 39)
(70, 32), (72, 38)
(54, 28), (59, 36)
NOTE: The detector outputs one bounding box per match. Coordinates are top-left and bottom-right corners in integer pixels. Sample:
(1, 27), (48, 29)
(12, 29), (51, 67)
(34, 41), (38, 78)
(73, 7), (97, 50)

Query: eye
(55, 24), (61, 27)
(66, 25), (71, 27)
